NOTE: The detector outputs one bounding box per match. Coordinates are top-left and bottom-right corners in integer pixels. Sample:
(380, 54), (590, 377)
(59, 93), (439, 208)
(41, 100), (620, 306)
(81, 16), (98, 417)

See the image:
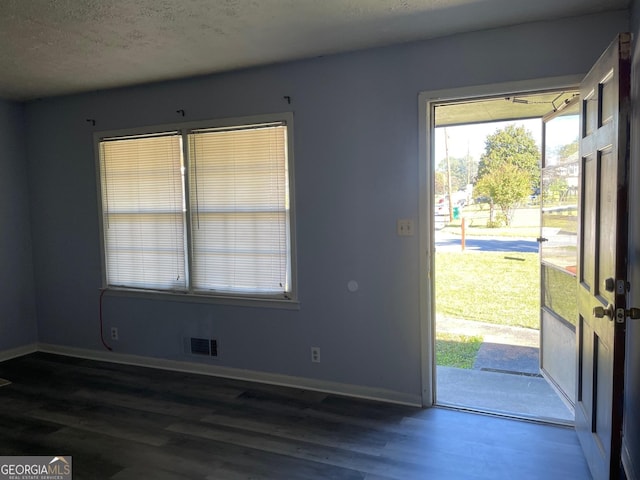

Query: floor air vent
(189, 337), (219, 358)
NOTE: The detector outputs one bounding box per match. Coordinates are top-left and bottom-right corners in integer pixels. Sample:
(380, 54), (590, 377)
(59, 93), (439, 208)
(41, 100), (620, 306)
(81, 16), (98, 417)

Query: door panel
(581, 153), (597, 290)
(541, 309), (575, 403)
(598, 147), (617, 303)
(575, 33), (631, 480)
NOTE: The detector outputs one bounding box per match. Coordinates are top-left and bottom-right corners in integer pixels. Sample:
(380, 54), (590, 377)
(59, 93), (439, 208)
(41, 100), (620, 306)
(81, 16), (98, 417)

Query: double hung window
(97, 114), (295, 301)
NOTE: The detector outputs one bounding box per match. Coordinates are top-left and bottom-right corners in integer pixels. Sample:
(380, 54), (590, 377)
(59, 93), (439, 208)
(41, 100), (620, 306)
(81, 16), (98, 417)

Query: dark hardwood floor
(0, 353), (590, 479)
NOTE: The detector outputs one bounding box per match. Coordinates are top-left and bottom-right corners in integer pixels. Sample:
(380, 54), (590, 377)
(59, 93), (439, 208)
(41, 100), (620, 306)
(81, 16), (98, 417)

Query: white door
(575, 33), (631, 480)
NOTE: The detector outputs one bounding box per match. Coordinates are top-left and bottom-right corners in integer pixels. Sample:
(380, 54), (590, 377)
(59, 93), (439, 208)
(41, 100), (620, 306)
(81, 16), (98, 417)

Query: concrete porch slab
(436, 366), (573, 423)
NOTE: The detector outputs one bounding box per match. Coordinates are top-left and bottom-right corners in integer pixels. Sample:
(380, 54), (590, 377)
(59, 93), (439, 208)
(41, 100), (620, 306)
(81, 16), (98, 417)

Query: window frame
(94, 112), (298, 309)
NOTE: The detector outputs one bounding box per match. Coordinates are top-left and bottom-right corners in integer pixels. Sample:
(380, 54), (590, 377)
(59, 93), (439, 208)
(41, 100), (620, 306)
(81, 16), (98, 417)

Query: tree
(474, 124), (540, 226)
(555, 139), (579, 164)
(477, 124), (540, 189)
(434, 171), (448, 196)
(437, 156), (478, 192)
(548, 177), (569, 202)
(474, 163), (531, 226)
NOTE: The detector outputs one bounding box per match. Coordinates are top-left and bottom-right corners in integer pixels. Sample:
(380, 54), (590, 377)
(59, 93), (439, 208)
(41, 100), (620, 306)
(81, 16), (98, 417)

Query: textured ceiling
(0, 0), (629, 100)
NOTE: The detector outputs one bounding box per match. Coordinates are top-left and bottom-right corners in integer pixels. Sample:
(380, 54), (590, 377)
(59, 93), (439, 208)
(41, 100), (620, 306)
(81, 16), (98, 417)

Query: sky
(434, 119), (542, 165)
(433, 115), (579, 167)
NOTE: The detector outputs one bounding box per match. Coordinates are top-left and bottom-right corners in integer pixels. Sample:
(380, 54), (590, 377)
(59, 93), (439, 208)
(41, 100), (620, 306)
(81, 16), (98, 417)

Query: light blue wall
(0, 100), (37, 353)
(25, 10), (628, 399)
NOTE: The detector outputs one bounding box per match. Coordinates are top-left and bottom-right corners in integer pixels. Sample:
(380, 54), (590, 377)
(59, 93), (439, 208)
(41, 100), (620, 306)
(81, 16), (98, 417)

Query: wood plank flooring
(0, 353), (591, 479)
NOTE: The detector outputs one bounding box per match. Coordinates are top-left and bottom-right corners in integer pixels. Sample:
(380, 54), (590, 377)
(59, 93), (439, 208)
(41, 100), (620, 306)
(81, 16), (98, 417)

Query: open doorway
(429, 89), (580, 424)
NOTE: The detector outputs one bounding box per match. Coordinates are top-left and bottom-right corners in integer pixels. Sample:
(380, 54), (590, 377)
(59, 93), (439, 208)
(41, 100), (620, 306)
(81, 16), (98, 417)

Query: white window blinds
(99, 133), (187, 291)
(97, 117), (294, 299)
(188, 123), (291, 295)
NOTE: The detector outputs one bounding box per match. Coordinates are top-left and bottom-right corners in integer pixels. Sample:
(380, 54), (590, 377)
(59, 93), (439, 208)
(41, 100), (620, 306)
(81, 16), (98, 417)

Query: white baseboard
(37, 343), (422, 407)
(0, 343), (38, 362)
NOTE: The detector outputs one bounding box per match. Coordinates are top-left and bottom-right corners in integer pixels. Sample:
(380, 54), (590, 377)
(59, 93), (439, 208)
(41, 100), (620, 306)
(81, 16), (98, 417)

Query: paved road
(435, 232), (538, 253)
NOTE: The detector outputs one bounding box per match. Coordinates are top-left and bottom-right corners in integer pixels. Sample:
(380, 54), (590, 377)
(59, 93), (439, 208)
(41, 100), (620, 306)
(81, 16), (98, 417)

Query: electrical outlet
(311, 347), (321, 363)
(397, 219), (414, 236)
(110, 327), (119, 341)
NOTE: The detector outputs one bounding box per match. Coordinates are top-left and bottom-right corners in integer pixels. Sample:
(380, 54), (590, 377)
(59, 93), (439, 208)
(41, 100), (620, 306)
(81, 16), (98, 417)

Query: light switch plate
(397, 219), (414, 236)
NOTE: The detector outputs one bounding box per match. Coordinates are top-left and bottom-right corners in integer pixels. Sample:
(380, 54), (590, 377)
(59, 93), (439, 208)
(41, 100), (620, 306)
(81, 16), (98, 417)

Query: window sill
(102, 287), (300, 310)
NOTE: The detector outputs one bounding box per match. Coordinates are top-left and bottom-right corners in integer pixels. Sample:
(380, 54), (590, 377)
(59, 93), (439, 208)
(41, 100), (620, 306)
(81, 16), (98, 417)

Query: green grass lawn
(435, 332), (483, 369)
(440, 205), (541, 237)
(435, 251), (540, 329)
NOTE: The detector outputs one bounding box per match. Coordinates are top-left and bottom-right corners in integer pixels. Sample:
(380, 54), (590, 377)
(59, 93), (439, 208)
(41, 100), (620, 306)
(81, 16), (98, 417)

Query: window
(97, 115), (295, 301)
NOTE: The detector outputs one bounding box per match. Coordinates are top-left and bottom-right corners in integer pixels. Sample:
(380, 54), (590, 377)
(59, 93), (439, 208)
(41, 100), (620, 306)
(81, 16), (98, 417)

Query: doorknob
(593, 305), (614, 319)
(594, 306), (640, 321)
(626, 308), (640, 320)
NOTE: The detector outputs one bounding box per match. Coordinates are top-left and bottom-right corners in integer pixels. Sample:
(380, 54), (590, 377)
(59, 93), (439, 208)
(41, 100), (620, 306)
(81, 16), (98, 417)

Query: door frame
(418, 75), (583, 407)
